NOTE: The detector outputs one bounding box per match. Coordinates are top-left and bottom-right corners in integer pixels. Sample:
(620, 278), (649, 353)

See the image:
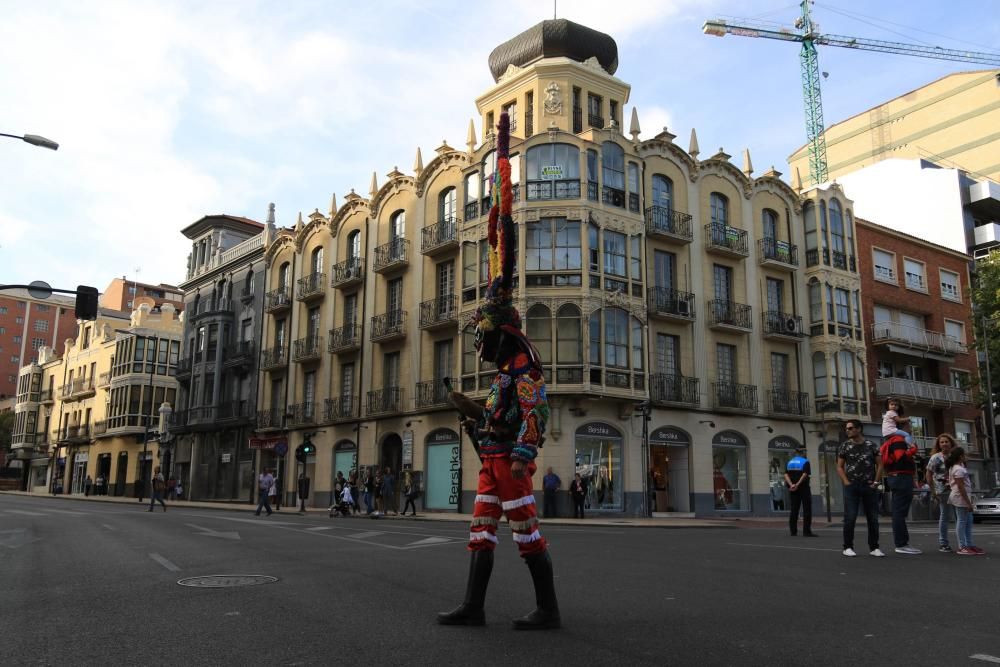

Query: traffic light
(75, 285), (99, 320)
(295, 437), (316, 463)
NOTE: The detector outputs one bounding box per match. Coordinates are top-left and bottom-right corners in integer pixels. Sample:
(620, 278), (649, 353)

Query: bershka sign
(768, 435), (801, 451)
(711, 430), (748, 447)
(575, 422), (622, 439)
(427, 428), (460, 444)
(249, 437), (287, 450)
(649, 426), (690, 445)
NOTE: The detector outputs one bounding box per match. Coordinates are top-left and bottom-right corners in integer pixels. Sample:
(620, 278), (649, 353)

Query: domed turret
(488, 19), (619, 82)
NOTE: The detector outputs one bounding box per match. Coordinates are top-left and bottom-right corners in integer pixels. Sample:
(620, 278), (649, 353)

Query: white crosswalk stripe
(3, 509), (48, 516)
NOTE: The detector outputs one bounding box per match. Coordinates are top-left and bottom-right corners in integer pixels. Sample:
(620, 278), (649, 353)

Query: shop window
(768, 448), (793, 511)
(712, 445), (748, 510)
(574, 426), (622, 510)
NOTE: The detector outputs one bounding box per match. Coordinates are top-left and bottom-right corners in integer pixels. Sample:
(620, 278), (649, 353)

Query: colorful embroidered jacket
(478, 351), (549, 462)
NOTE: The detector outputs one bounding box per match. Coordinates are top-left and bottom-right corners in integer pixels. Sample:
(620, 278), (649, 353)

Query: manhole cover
(177, 575), (278, 588)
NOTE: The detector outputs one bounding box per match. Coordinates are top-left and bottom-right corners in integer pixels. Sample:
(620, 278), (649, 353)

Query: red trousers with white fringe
(468, 457), (546, 557)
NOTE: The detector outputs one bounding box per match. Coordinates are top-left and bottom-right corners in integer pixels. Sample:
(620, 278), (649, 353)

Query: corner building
(256, 20), (867, 516)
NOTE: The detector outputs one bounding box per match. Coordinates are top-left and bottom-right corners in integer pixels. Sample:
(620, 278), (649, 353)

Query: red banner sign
(249, 437), (287, 450)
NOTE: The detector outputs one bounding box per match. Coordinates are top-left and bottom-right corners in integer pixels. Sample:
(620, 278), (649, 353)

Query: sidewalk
(1, 490), (735, 528)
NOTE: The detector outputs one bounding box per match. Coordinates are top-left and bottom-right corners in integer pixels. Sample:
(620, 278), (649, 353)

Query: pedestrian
(166, 476), (177, 500)
(272, 474), (281, 510)
(837, 419), (884, 557)
(402, 472), (419, 516)
(84, 475), (93, 497)
(946, 446), (985, 555)
(268, 472), (278, 511)
(148, 466), (167, 512)
(256, 467), (274, 516)
(784, 446), (816, 537)
(569, 473), (586, 519)
(880, 423), (921, 555)
(330, 471), (346, 516)
(175, 479), (183, 500)
(374, 468), (384, 515)
(925, 433), (956, 553)
(95, 474), (105, 496)
(542, 467), (561, 518)
(349, 470), (361, 515)
(882, 397), (914, 445)
(383, 467), (397, 515)
(363, 468), (375, 514)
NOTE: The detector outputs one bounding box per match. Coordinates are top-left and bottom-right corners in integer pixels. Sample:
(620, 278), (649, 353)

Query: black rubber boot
(437, 550), (494, 626)
(512, 550), (561, 630)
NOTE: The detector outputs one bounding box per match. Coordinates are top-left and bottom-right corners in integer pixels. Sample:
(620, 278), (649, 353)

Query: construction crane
(704, 1), (1000, 186)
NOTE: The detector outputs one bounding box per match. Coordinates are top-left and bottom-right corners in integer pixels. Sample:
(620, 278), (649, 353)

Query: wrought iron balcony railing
(711, 381), (758, 412)
(367, 387), (403, 415)
(767, 389), (810, 416)
(419, 295), (457, 329)
(373, 238), (410, 273)
(644, 206), (693, 242)
(415, 379), (450, 409)
(331, 258), (364, 288)
(707, 300), (752, 330)
(649, 374), (699, 406)
(292, 335), (323, 362)
(421, 218), (458, 254)
(328, 325), (361, 353)
(647, 287), (696, 321)
(255, 408), (282, 429)
(324, 395), (356, 422)
(526, 179), (581, 201)
(261, 345), (287, 370)
(762, 310), (805, 338)
(758, 237), (798, 267)
(705, 223), (749, 257)
(296, 272), (326, 301)
(371, 310), (406, 341)
(289, 402), (317, 425)
(264, 286), (292, 313)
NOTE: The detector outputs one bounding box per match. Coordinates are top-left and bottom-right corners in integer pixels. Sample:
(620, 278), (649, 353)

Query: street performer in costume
(437, 111), (560, 630)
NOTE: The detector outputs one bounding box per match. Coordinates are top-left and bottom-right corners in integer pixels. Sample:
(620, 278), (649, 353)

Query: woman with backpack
(946, 446), (985, 555)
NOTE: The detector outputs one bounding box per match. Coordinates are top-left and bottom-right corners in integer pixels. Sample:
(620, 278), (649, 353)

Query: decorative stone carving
(498, 63), (523, 83)
(543, 82), (562, 116)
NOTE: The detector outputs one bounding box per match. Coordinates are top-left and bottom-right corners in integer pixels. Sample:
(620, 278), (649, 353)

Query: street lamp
(0, 132), (59, 151)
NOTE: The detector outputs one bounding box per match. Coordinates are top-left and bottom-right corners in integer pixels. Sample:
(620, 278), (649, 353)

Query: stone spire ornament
(467, 119), (477, 155)
(369, 171), (378, 198)
(294, 211), (303, 232)
(688, 128), (700, 159)
(329, 193), (337, 218)
(792, 166), (802, 192)
(414, 147), (424, 176)
(742, 149), (753, 177)
(629, 107), (640, 143)
(263, 202), (276, 245)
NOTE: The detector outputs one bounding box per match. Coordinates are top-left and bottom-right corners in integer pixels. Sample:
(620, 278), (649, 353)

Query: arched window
(310, 246), (324, 274)
(845, 208), (855, 262)
(631, 316), (644, 370)
(830, 199), (845, 258)
(819, 200), (829, 256)
(464, 171), (480, 204)
(510, 153), (521, 186)
(347, 230), (361, 261)
(556, 304), (582, 364)
(246, 270), (254, 294)
(710, 192), (729, 227)
(803, 201), (817, 262)
(526, 143), (581, 200)
(812, 352), (827, 397)
(762, 209), (779, 240)
(482, 150), (496, 203)
(652, 174), (673, 211)
(390, 210), (405, 241)
(278, 262), (290, 289)
(439, 187), (457, 223)
(605, 308), (629, 369)
(526, 305), (552, 364)
(602, 141), (625, 206)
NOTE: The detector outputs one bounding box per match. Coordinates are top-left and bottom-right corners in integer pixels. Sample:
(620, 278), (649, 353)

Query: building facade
(0, 288), (78, 399)
(856, 219), (983, 478)
(100, 277), (184, 313)
(247, 19), (871, 517)
(171, 214), (266, 501)
(9, 301), (182, 494)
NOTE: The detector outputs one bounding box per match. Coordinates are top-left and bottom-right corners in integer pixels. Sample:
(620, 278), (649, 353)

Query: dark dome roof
(488, 19), (619, 82)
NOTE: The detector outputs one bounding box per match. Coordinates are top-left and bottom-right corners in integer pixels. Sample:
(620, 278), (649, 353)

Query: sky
(1, 0), (997, 294)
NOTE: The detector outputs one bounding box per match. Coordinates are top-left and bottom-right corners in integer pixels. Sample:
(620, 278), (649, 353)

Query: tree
(0, 410), (13, 466)
(972, 251), (1000, 469)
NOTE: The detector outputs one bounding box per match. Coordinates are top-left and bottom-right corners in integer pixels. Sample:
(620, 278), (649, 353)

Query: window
(465, 171), (480, 206)
(717, 343), (736, 386)
(13, 335), (21, 344)
(601, 142), (625, 207)
(954, 420), (973, 445)
(762, 209), (778, 240)
(604, 308), (629, 369)
(808, 280), (822, 323)
(278, 262), (290, 289)
(652, 174), (672, 212)
(603, 230), (627, 277)
(307, 307), (321, 340)
(310, 246), (324, 274)
(340, 363), (355, 397)
(654, 251), (675, 290)
(0, 306), (5, 314)
(526, 305), (552, 364)
(588, 223), (599, 272)
(556, 304), (582, 365)
(526, 143), (581, 200)
(829, 199), (845, 257)
(944, 319), (965, 346)
(586, 149), (598, 198)
(347, 230), (361, 261)
(485, 111), (494, 140)
(502, 100), (517, 132)
(15, 316), (23, 325)
(526, 218), (581, 272)
(771, 353), (789, 390)
(627, 162), (640, 211)
(950, 369), (970, 389)
(387, 278), (403, 314)
(630, 235), (641, 280)
(303, 371), (316, 417)
(246, 270), (255, 294)
(873, 249), (896, 283)
(383, 351), (400, 389)
(33, 320), (48, 332)
(525, 91), (534, 137)
(813, 352), (827, 397)
(834, 288), (850, 325)
(631, 317), (643, 371)
(31, 337), (45, 350)
(903, 258), (926, 291)
(710, 192), (729, 227)
(766, 278), (784, 313)
(837, 351), (857, 399)
(439, 187), (457, 223)
(804, 202), (817, 262)
(434, 339), (453, 380)
(390, 210), (405, 241)
(587, 92), (602, 127)
(940, 269), (961, 301)
(482, 150), (495, 203)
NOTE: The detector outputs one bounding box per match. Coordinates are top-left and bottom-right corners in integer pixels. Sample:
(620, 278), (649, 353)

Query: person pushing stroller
(329, 480), (355, 517)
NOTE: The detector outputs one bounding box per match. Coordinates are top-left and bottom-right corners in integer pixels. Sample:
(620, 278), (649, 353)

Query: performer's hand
(511, 460), (526, 479)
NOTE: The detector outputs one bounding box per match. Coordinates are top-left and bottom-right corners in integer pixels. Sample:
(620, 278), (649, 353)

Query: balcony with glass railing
(647, 287), (696, 322)
(875, 377), (971, 407)
(371, 310), (407, 342)
(871, 322), (966, 357)
(419, 295), (457, 330)
(644, 206), (693, 244)
(705, 223), (749, 257)
(649, 374), (699, 406)
(296, 272), (326, 301)
(331, 258), (364, 288)
(421, 218), (459, 255)
(707, 300), (752, 332)
(264, 286), (292, 313)
(367, 387), (403, 415)
(373, 239), (410, 273)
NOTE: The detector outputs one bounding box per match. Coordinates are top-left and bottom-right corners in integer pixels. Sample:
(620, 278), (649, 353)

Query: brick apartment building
(100, 277), (184, 313)
(0, 289), (78, 399)
(856, 219), (984, 480)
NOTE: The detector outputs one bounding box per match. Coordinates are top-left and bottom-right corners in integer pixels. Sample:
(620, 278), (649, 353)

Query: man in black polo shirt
(836, 419), (884, 557)
(881, 432), (921, 555)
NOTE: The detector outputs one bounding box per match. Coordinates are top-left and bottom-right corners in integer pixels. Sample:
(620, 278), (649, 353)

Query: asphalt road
(2, 494), (1000, 666)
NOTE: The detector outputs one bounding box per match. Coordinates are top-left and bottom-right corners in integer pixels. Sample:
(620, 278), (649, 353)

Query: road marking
(727, 542), (841, 553)
(306, 526), (333, 531)
(971, 655), (1000, 664)
(149, 553), (181, 572)
(44, 509), (89, 516)
(347, 531), (384, 540)
(185, 523), (241, 540)
(102, 524), (116, 531)
(4, 509), (47, 516)
(407, 536), (453, 547)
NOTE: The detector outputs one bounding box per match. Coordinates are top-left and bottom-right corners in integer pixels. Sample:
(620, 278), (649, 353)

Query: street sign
(275, 441), (288, 456)
(27, 280), (52, 300)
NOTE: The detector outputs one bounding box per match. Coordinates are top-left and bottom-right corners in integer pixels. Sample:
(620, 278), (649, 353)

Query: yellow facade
(12, 300), (182, 495)
(789, 69), (1000, 187)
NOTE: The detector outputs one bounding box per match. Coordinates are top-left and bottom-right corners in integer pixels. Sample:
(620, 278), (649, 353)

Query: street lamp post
(0, 132), (59, 150)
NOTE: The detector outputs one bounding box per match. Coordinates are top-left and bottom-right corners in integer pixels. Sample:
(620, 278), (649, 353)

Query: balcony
(644, 206), (693, 244)
(602, 186), (626, 209)
(415, 380), (450, 409)
(705, 224), (749, 258)
(419, 295), (458, 330)
(573, 106), (582, 133)
(707, 300), (753, 332)
(174, 358), (192, 378)
(588, 113), (604, 129)
(328, 325), (361, 354)
(331, 258), (364, 289)
(649, 374), (699, 406)
(871, 322), (967, 359)
(767, 389), (810, 417)
(292, 335), (323, 363)
(296, 272), (326, 301)
(647, 287), (695, 322)
(194, 297), (233, 319)
(59, 384), (73, 400)
(264, 287), (292, 313)
(421, 218), (459, 255)
(324, 395), (357, 422)
(464, 200), (481, 221)
(832, 251), (856, 272)
(39, 389), (53, 404)
(255, 408), (283, 430)
(371, 310), (407, 342)
(875, 377), (972, 407)
(526, 179), (581, 201)
(70, 377), (96, 399)
(711, 381), (758, 412)
(289, 402), (317, 426)
(187, 406), (217, 429)
(762, 311), (805, 340)
(63, 424), (91, 443)
(367, 387), (403, 415)
(97, 371), (111, 388)
(260, 345), (287, 371)
(92, 420), (107, 436)
(373, 239), (410, 274)
(218, 400), (253, 422)
(223, 341), (254, 369)
(758, 238), (798, 270)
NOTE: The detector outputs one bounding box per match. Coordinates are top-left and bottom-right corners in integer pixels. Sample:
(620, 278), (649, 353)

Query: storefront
(711, 430), (749, 512)
(818, 440), (843, 514)
(250, 436), (288, 502)
(425, 428), (460, 511)
(71, 451), (89, 494)
(648, 426), (690, 513)
(334, 440), (358, 481)
(766, 435), (802, 513)
(574, 422), (623, 512)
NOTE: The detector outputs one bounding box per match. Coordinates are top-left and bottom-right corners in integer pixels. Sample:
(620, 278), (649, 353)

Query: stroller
(329, 482), (354, 517)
